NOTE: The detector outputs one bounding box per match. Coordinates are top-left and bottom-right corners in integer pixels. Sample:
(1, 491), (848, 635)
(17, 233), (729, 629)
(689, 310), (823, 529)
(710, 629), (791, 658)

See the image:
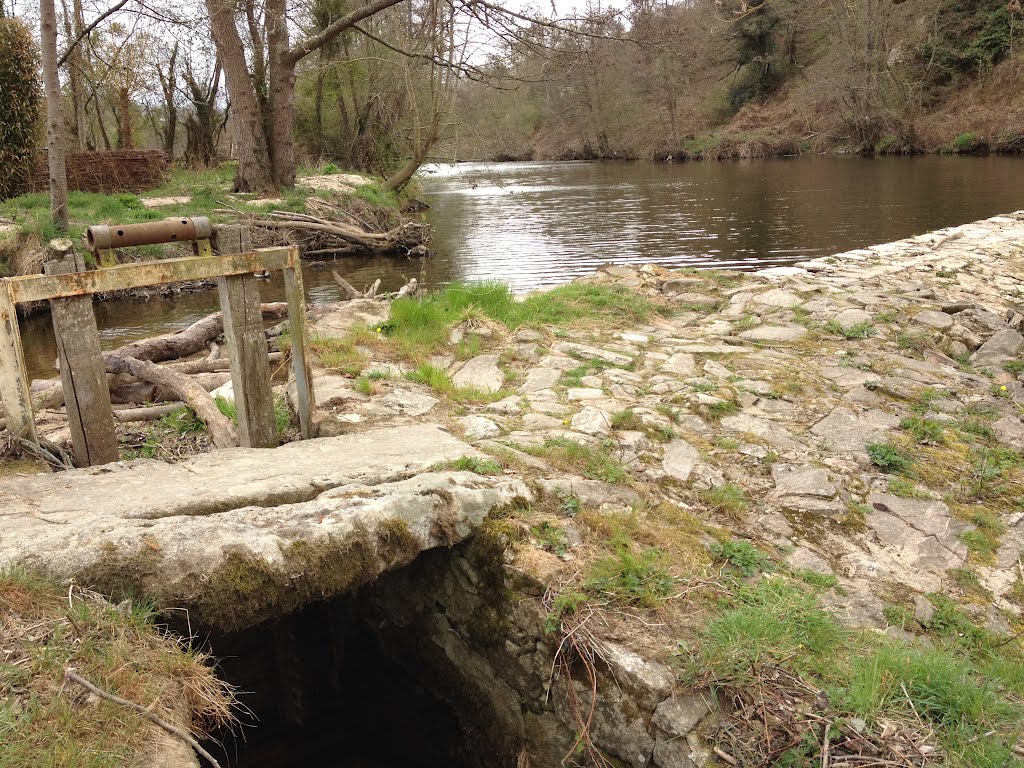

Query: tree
(40, 0), (69, 232)
(205, 0), (406, 192)
(0, 17), (41, 200)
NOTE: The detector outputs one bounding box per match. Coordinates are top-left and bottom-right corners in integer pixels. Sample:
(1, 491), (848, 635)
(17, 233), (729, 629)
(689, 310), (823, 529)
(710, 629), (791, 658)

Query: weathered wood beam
(284, 250), (315, 439)
(7, 247), (292, 304)
(45, 241), (119, 467)
(215, 226), (276, 448)
(0, 282), (36, 442)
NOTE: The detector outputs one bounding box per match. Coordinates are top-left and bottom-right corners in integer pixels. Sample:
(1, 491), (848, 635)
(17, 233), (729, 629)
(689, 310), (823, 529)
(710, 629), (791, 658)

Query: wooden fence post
(44, 239), (119, 466)
(214, 226), (276, 448)
(284, 248), (316, 439)
(0, 281), (37, 443)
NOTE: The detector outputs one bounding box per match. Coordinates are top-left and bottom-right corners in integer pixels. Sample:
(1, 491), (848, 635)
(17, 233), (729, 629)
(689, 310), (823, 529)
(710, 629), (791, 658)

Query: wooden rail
(0, 238), (315, 467)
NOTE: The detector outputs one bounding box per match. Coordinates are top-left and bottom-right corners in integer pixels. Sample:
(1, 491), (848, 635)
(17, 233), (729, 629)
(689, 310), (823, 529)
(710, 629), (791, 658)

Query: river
(19, 155), (1024, 380)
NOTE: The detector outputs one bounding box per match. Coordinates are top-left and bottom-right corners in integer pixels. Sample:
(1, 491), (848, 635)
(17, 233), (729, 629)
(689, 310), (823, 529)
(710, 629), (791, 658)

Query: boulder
(452, 354), (505, 393)
(310, 299), (390, 339)
(972, 329), (1024, 366)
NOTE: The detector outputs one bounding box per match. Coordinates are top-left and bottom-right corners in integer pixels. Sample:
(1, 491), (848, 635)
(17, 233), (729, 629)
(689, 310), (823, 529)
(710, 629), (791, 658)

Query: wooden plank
(216, 226), (276, 448)
(0, 281), (37, 443)
(7, 247), (292, 304)
(45, 243), (119, 466)
(284, 249), (316, 439)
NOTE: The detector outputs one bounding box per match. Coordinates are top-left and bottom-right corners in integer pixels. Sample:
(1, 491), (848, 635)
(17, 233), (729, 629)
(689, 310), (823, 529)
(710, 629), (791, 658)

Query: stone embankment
(2, 211), (1023, 766)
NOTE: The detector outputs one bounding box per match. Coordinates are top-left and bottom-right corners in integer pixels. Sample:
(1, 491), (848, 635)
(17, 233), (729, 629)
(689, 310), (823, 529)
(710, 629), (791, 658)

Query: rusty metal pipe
(85, 216), (213, 252)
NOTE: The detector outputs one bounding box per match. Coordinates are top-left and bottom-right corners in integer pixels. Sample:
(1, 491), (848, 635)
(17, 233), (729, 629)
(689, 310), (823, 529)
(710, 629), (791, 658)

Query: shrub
(0, 18), (41, 200)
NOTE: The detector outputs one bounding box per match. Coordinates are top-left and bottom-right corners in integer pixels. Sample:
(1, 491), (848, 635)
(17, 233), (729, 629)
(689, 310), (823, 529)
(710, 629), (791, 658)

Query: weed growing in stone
(709, 539), (773, 576)
(866, 441), (913, 474)
(826, 320), (874, 339)
(583, 546), (675, 608)
(434, 456), (504, 475)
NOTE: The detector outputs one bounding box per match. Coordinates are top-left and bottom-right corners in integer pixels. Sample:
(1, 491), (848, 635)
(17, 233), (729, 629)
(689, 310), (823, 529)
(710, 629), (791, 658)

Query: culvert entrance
(199, 548), (521, 768)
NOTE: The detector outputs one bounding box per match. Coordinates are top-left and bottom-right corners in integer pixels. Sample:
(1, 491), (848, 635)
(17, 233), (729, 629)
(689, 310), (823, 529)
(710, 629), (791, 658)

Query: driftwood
(104, 355), (237, 448)
(332, 270), (418, 301)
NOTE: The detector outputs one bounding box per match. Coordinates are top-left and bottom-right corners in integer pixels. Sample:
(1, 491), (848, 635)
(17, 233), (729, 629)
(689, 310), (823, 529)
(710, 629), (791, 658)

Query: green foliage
(527, 437), (629, 484)
(698, 579), (842, 680)
(0, 19), (40, 200)
(900, 416), (946, 445)
(951, 131), (981, 153)
(436, 456), (504, 475)
(610, 409), (643, 431)
(866, 441), (913, 475)
(916, 0), (1016, 89)
(709, 539), (774, 577)
(887, 477), (927, 498)
(796, 569), (838, 590)
(532, 521), (570, 556)
(694, 578), (1024, 765)
(727, 4), (787, 114)
(584, 547), (675, 608)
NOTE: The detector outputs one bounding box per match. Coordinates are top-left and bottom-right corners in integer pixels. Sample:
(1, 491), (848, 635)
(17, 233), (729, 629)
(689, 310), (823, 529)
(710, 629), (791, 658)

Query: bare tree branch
(57, 0), (131, 68)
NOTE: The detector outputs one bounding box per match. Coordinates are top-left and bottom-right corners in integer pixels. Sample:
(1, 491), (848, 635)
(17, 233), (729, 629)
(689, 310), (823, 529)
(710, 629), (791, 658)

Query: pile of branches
(706, 665), (943, 767)
(1, 303), (289, 455)
(25, 150), (170, 194)
(242, 197), (431, 258)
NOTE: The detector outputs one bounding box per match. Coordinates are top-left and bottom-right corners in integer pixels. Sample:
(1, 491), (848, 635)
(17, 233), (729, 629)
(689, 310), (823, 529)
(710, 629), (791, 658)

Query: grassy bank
(0, 163), (404, 277)
(0, 567), (235, 767)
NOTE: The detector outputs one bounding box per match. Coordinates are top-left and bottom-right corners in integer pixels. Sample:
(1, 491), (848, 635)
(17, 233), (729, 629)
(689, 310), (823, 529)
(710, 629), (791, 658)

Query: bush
(0, 18), (41, 200)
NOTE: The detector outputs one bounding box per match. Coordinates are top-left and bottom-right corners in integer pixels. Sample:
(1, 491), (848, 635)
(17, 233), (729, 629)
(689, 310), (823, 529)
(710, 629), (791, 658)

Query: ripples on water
(19, 156), (1024, 379)
(422, 156), (1024, 291)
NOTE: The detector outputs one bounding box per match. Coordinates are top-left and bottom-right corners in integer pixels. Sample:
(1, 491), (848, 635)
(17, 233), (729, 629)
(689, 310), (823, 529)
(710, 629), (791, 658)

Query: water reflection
(18, 156), (1024, 380)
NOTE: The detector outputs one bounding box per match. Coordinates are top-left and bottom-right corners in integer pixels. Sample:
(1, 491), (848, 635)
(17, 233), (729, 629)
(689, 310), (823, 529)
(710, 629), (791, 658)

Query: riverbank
(0, 164), (428, 293)
(3, 211), (1024, 766)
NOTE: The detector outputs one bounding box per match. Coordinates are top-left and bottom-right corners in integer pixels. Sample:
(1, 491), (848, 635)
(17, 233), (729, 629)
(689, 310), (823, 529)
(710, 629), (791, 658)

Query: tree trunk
(40, 0), (69, 233)
(267, 0), (297, 188)
(205, 0), (274, 192)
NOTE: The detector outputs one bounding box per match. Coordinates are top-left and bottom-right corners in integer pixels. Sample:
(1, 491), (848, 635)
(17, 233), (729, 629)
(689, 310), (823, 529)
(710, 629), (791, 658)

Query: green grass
(384, 282), (664, 360)
(525, 437), (629, 484)
(404, 362), (510, 404)
(692, 577), (1024, 767)
(887, 477), (928, 498)
(433, 456), (504, 475)
(583, 547), (675, 608)
(0, 163), (400, 268)
(699, 483), (748, 517)
(900, 415), (946, 445)
(610, 409), (644, 431)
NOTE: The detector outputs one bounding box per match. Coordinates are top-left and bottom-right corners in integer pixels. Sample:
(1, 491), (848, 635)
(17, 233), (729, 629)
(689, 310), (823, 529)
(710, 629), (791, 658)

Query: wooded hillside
(451, 0), (1024, 161)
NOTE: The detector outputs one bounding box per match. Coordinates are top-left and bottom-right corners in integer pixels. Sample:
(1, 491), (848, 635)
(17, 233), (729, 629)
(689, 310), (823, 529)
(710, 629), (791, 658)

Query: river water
(19, 155), (1024, 380)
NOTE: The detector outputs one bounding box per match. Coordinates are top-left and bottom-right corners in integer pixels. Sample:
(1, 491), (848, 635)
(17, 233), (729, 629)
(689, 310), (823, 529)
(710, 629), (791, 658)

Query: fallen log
(109, 372), (230, 405)
(104, 355), (237, 448)
(115, 302), (287, 363)
(112, 403), (186, 422)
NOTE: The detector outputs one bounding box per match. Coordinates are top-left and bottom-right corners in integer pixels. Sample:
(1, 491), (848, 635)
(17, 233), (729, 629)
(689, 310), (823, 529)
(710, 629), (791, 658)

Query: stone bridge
(0, 424), (530, 632)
